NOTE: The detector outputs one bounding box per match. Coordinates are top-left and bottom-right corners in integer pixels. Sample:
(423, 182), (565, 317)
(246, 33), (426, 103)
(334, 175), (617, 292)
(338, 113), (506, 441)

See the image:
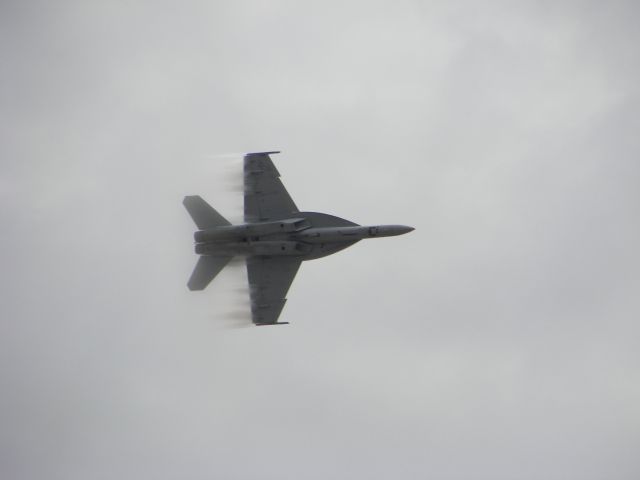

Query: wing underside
(244, 152), (298, 222)
(246, 256), (301, 325)
(243, 152), (302, 324)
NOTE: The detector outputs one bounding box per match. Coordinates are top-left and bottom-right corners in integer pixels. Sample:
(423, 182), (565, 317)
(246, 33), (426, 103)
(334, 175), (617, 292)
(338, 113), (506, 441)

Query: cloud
(1, 1), (639, 479)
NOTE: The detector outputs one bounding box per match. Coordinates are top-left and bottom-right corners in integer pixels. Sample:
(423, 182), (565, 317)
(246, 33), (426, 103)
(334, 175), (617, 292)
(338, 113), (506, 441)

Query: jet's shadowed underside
(184, 151), (414, 326)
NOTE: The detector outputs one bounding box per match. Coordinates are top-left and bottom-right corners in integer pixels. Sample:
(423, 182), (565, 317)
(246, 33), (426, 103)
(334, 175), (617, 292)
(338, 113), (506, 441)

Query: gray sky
(1, 1), (639, 479)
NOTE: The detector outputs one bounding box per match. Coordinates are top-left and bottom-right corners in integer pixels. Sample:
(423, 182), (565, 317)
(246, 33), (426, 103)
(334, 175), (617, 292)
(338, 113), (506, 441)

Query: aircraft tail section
(187, 255), (232, 291)
(183, 195), (231, 229)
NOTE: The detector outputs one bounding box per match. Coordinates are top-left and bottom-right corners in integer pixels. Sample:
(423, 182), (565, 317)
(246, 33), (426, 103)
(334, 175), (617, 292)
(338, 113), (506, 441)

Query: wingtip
(244, 151), (281, 157)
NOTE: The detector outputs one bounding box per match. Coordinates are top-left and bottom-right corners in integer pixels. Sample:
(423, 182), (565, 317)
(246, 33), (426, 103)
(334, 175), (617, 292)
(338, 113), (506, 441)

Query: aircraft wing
(244, 151), (298, 222)
(246, 256), (302, 325)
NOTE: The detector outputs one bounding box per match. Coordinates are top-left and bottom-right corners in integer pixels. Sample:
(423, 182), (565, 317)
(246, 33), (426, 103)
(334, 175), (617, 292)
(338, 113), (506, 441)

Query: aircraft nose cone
(395, 225), (415, 235)
(375, 225), (414, 237)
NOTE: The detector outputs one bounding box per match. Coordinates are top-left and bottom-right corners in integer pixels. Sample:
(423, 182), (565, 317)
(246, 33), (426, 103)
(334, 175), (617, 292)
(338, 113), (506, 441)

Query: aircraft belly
(303, 241), (360, 261)
(196, 240), (311, 256)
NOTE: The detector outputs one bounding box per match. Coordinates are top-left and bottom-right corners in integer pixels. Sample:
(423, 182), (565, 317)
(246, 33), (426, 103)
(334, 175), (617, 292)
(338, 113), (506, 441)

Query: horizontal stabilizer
(187, 255), (232, 291)
(183, 196), (230, 230)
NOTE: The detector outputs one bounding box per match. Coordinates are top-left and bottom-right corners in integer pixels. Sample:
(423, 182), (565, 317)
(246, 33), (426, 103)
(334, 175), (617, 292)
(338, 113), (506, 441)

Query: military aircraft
(184, 151), (414, 326)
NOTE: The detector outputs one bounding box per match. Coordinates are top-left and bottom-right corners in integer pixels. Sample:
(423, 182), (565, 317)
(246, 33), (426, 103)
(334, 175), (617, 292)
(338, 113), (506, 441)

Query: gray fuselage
(193, 212), (413, 261)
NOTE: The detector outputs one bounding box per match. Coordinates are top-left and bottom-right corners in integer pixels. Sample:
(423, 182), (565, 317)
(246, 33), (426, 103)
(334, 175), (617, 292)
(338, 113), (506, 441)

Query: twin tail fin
(183, 195), (232, 291)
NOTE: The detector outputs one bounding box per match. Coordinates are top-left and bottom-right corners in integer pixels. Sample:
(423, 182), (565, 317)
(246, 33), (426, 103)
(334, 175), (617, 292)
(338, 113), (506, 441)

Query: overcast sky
(1, 1), (639, 479)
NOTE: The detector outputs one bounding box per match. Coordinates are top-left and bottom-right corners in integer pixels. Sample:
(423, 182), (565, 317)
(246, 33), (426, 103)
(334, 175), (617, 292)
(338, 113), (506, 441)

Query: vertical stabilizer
(183, 196), (230, 229)
(187, 255), (232, 291)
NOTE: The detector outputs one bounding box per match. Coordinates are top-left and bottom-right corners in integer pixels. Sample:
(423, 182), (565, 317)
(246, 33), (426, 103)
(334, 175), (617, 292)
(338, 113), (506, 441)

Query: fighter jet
(184, 151), (414, 326)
